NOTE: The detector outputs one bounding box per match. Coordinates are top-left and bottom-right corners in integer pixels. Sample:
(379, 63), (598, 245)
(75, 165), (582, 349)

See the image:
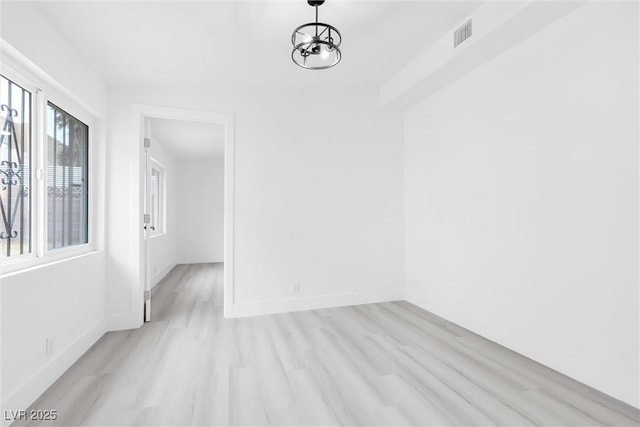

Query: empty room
(0, 0), (638, 426)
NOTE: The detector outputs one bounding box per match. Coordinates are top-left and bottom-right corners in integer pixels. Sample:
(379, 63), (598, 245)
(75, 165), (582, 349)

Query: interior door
(143, 134), (152, 322)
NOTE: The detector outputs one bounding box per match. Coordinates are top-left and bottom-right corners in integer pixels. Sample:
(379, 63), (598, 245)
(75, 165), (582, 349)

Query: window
(47, 103), (88, 250)
(0, 68), (92, 268)
(149, 160), (164, 236)
(0, 74), (32, 258)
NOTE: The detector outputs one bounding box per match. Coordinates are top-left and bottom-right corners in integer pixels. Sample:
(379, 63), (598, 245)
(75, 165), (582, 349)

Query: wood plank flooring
(17, 263), (640, 426)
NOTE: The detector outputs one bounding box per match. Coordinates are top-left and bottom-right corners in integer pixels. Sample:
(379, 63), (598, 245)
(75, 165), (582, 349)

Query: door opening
(134, 105), (235, 324)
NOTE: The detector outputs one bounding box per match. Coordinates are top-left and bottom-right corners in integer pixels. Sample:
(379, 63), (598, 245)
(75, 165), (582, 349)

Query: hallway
(17, 264), (639, 426)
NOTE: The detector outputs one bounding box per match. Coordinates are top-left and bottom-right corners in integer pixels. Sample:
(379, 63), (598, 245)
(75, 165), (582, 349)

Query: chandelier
(291, 0), (342, 70)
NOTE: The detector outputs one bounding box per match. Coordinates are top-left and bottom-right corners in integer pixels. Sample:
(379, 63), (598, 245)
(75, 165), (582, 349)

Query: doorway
(134, 105), (235, 322)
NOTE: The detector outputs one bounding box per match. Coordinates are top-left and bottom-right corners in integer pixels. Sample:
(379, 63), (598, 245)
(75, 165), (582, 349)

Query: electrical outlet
(292, 282), (300, 294)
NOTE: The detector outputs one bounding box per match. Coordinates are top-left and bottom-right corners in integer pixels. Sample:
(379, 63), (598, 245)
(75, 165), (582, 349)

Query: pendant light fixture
(291, 0), (342, 70)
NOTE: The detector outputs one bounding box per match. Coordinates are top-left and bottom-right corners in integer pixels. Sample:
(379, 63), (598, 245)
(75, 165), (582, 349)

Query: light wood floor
(18, 263), (639, 426)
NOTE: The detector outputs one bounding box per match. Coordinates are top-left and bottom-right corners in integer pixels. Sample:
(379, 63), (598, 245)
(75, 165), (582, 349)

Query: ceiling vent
(454, 19), (472, 47)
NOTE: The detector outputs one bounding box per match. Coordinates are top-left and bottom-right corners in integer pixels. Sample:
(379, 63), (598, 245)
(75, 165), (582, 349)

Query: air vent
(454, 19), (472, 47)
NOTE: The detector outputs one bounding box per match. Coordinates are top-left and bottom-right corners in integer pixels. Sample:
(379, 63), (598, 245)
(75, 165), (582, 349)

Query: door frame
(132, 104), (235, 321)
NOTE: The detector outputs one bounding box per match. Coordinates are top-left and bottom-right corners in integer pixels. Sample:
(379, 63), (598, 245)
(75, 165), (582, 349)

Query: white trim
(0, 250), (99, 279)
(148, 157), (165, 237)
(177, 257), (222, 265)
(0, 320), (106, 424)
(131, 104), (235, 325)
(35, 88), (46, 261)
(151, 262), (176, 288)
(44, 100), (96, 260)
(105, 314), (139, 333)
(228, 288), (405, 318)
(0, 243), (95, 276)
(223, 117), (235, 318)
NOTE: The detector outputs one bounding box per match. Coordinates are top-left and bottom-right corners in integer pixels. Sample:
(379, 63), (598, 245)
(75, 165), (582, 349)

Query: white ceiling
(149, 118), (225, 159)
(34, 1), (482, 89)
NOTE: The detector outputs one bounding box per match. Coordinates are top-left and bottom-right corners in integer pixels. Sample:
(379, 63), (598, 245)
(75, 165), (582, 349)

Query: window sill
(0, 248), (100, 279)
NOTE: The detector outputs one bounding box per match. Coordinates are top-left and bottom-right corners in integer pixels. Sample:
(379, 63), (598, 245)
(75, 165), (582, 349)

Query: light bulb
(320, 46), (330, 60)
(302, 34), (312, 45)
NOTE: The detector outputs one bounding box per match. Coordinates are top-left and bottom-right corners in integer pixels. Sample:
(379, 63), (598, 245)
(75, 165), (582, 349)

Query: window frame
(0, 66), (37, 266)
(0, 62), (96, 275)
(148, 157), (165, 238)
(45, 101), (91, 253)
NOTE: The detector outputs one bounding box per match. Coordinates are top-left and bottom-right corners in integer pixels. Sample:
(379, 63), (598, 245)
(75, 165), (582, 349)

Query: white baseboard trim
(152, 262), (176, 288)
(177, 257), (221, 265)
(228, 288), (404, 318)
(0, 319), (106, 425)
(106, 313), (140, 332)
(404, 295), (640, 409)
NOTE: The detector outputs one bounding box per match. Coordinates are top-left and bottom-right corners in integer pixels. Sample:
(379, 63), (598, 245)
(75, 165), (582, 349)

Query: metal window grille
(0, 74), (32, 259)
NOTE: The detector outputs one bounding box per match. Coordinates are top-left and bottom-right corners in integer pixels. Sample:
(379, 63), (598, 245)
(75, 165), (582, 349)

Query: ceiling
(149, 118), (225, 159)
(34, 1), (482, 89)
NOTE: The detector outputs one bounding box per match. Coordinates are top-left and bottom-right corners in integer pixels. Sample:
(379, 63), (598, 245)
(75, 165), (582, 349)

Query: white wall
(106, 85), (404, 320)
(403, 2), (638, 407)
(177, 157), (224, 264)
(0, 2), (108, 418)
(147, 132), (178, 287)
(0, 2), (106, 117)
(1, 255), (106, 419)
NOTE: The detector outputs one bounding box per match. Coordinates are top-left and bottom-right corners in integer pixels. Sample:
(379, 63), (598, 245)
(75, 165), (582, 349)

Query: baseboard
(151, 262), (176, 288)
(0, 319), (106, 425)
(177, 257), (221, 265)
(228, 287), (404, 318)
(405, 295), (640, 409)
(106, 313), (141, 332)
